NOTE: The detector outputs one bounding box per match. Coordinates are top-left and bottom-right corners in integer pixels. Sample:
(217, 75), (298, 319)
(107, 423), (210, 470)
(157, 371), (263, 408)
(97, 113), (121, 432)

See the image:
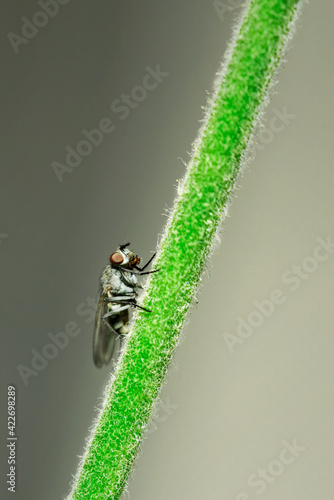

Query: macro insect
(93, 243), (158, 368)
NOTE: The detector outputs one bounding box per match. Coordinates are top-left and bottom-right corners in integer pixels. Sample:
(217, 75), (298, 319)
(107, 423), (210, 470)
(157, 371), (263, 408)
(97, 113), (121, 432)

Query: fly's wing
(93, 295), (118, 368)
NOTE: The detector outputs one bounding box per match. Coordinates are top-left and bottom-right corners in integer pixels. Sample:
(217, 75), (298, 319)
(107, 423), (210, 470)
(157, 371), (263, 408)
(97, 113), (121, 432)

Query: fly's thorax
(121, 269), (137, 287)
(117, 268), (137, 294)
(100, 265), (137, 295)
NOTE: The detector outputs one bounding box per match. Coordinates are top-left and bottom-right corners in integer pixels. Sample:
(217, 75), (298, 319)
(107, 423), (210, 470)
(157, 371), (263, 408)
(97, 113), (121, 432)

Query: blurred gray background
(1, 1), (333, 499)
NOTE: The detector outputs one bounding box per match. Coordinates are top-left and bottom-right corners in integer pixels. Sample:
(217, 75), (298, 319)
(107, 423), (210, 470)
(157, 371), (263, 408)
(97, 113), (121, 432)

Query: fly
(93, 242), (158, 368)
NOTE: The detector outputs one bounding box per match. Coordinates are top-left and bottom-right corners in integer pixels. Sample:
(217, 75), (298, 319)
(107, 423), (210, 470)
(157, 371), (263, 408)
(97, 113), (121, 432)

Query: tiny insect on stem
(93, 243), (157, 367)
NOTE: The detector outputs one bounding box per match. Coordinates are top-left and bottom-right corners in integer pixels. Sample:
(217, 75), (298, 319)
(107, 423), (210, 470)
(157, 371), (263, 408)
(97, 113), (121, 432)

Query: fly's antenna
(119, 242), (131, 250)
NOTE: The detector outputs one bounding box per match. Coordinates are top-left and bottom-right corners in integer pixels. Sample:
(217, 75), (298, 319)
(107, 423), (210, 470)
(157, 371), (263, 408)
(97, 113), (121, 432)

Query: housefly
(93, 243), (158, 368)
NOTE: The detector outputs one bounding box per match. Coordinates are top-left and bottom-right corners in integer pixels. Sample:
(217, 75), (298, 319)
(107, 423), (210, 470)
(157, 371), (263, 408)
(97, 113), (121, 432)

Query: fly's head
(109, 242), (141, 269)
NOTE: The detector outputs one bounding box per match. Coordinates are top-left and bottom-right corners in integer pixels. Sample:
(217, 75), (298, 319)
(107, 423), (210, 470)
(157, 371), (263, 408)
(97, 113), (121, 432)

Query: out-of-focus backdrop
(1, 1), (333, 499)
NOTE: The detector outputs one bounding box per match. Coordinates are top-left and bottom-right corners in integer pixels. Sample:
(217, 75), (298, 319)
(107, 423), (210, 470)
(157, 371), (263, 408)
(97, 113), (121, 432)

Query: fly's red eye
(110, 252), (124, 265)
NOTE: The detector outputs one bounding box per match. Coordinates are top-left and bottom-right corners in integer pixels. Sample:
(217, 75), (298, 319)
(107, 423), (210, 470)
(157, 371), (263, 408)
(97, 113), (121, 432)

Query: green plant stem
(68, 1), (303, 498)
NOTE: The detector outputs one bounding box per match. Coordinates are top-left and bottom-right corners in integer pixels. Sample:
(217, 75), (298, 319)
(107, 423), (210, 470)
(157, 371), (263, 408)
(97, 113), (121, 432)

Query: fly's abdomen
(108, 306), (130, 336)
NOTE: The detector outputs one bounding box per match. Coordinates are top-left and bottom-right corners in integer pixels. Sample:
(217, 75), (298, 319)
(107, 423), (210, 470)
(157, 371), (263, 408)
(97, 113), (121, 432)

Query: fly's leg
(130, 302), (152, 312)
(103, 293), (137, 309)
(134, 253), (156, 272)
(138, 269), (160, 276)
(104, 297), (152, 313)
(122, 268), (160, 276)
(103, 303), (132, 316)
(106, 294), (136, 300)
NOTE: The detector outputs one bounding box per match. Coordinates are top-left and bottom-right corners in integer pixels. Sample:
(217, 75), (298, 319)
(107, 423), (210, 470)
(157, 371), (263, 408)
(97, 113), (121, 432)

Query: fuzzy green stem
(68, 1), (303, 498)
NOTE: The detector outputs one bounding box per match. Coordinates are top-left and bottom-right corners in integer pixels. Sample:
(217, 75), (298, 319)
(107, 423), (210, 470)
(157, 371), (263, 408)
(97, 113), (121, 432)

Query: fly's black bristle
(119, 242), (131, 250)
